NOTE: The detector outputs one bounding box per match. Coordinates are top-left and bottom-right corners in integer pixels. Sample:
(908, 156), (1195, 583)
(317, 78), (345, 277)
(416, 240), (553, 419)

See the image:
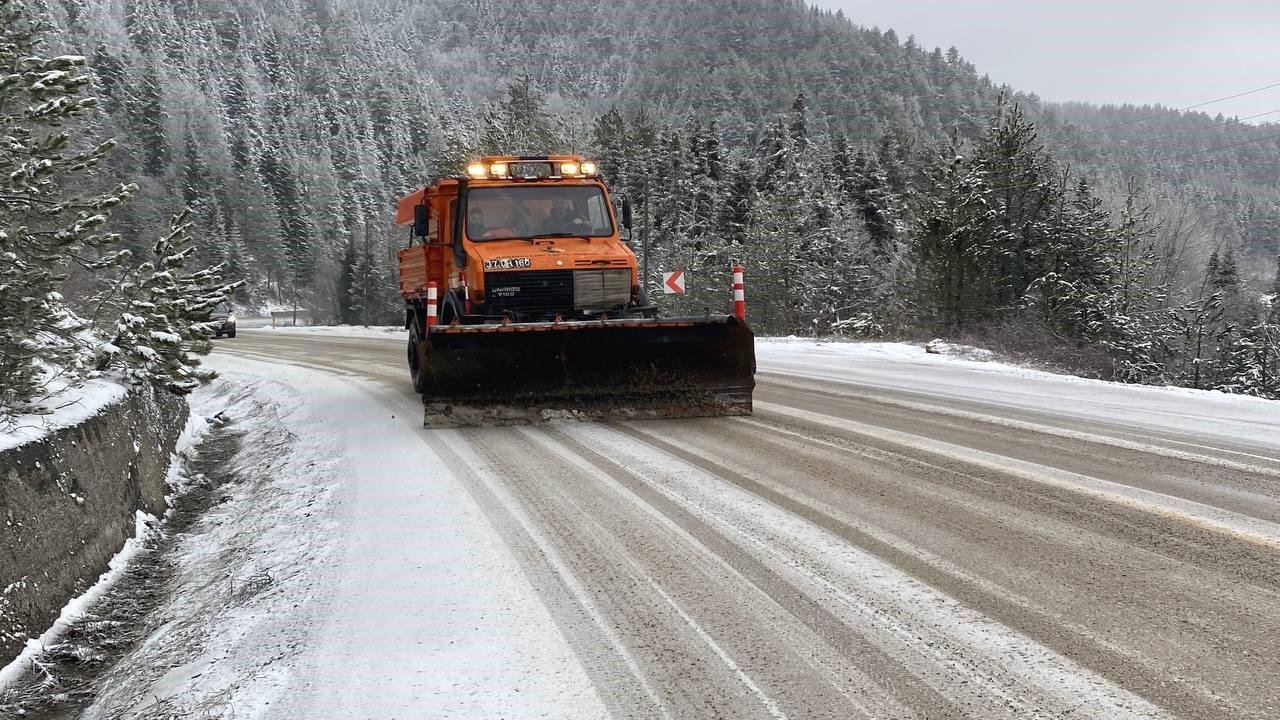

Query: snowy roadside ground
(0, 395), (211, 692)
(756, 339), (1280, 453)
(243, 324), (406, 340)
(0, 511), (153, 692)
(71, 355), (603, 719)
(0, 377), (127, 453)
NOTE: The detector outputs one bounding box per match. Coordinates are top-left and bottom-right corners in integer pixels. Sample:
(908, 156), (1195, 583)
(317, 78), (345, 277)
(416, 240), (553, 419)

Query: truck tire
(407, 322), (429, 394)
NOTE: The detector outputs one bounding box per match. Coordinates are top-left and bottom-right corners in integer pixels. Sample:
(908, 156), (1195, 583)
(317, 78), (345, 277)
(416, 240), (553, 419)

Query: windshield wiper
(535, 232), (596, 240)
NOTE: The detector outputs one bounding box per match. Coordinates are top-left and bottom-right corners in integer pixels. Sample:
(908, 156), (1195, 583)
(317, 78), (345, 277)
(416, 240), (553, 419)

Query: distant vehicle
(212, 303), (237, 338)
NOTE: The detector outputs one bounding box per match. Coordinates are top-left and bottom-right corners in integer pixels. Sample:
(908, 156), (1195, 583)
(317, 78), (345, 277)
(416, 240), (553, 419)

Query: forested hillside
(21, 0), (1280, 395)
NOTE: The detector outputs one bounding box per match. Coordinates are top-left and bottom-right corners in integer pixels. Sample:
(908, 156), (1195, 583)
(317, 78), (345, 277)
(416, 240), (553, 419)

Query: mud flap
(419, 316), (755, 428)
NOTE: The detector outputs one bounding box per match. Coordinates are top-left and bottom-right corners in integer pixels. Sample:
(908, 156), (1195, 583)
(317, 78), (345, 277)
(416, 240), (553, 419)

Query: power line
(1132, 106), (1280, 144)
(1169, 129), (1280, 161)
(1096, 80), (1280, 131)
(1233, 107), (1280, 124)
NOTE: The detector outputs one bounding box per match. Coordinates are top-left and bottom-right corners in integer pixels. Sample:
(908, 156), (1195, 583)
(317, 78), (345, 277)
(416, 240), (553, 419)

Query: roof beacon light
(560, 161), (580, 176)
(466, 163), (488, 179)
(580, 161), (598, 176)
(489, 162), (509, 178)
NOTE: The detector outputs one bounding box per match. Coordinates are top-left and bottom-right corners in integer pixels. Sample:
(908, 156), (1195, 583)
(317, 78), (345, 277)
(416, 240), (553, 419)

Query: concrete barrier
(0, 386), (187, 665)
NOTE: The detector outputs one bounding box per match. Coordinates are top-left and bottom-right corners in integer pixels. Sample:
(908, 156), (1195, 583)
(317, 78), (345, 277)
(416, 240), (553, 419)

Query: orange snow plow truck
(396, 155), (755, 427)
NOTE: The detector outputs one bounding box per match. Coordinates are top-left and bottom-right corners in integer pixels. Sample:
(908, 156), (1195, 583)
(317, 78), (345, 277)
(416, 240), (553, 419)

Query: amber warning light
(464, 156), (599, 181)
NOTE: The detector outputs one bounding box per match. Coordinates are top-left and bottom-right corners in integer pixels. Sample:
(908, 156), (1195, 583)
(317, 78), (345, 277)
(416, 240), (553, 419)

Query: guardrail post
(426, 281), (439, 328)
(732, 264), (746, 320)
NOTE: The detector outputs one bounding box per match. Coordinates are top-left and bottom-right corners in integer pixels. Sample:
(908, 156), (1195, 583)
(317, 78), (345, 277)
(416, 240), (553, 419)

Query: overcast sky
(809, 0), (1280, 122)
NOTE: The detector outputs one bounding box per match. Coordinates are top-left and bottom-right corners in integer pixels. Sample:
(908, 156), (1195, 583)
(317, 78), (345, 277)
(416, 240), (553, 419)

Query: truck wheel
(407, 323), (429, 394)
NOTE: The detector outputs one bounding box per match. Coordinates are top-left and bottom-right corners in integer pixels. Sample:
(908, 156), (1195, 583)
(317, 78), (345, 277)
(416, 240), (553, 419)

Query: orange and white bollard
(426, 281), (439, 328)
(732, 264), (746, 320)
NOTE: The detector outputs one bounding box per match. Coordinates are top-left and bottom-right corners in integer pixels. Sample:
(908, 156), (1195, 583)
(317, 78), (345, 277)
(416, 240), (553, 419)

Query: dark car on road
(212, 303), (236, 338)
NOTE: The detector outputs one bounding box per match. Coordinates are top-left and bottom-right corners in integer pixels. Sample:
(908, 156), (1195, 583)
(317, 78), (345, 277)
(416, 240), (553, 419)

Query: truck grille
(483, 269), (629, 319)
(484, 269), (573, 318)
(574, 269), (631, 311)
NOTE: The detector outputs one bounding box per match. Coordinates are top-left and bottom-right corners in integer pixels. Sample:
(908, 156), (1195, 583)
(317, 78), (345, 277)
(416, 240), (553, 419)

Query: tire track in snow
(756, 361), (1280, 454)
(445, 427), (893, 718)
(441, 427), (928, 718)
(758, 400), (1280, 555)
(639, 413), (1280, 719)
(760, 372), (1280, 479)
(423, 430), (674, 720)
(518, 426), (933, 720)
(757, 368), (1280, 472)
(575, 422), (1182, 720)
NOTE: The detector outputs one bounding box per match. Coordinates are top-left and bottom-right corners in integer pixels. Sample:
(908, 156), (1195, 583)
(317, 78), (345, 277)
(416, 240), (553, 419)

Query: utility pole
(361, 224), (371, 327)
(642, 182), (651, 298)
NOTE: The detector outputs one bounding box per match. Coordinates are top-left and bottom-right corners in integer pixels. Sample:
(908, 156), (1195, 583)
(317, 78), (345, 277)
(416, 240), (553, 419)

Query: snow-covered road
(65, 329), (1280, 718)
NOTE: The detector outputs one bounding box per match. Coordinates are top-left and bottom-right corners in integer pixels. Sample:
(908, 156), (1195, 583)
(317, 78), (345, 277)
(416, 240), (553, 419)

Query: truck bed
(398, 245), (443, 301)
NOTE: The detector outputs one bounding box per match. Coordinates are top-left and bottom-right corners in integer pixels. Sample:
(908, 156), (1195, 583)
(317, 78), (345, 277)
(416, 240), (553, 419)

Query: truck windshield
(465, 185), (615, 241)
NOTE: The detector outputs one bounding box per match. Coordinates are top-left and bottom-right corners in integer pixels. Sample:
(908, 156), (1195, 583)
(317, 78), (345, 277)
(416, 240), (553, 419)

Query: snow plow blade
(420, 316), (755, 428)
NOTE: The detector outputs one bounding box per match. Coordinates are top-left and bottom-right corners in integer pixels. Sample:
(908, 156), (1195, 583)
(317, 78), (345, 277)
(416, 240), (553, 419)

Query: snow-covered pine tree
(749, 117), (801, 332)
(221, 216), (255, 306)
(1214, 306), (1268, 397)
(682, 119), (729, 313)
(1098, 181), (1175, 382)
(1270, 256), (1280, 323)
(590, 106), (627, 187)
(343, 228), (378, 327)
(97, 211), (241, 394)
(338, 236), (360, 325)
(1171, 253), (1231, 390)
(1263, 257), (1280, 395)
(1207, 251), (1279, 397)
(912, 130), (993, 330)
(971, 98), (1057, 315)
(481, 74), (562, 154)
(849, 147), (900, 260)
(0, 0), (136, 416)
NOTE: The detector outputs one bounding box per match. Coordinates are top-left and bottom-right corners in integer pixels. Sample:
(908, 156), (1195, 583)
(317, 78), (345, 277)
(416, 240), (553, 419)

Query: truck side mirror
(413, 204), (429, 238)
(621, 199), (633, 230)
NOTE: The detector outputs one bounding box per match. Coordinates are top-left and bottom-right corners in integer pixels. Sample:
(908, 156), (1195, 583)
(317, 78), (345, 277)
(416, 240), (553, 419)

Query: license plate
(484, 257), (532, 270)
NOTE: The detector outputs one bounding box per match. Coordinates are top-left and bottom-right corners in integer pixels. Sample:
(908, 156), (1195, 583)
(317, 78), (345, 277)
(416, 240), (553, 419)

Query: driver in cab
(547, 199), (589, 234)
(467, 206), (516, 240)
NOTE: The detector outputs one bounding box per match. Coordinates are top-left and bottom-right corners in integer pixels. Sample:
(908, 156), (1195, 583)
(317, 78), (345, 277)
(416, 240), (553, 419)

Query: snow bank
(249, 324), (406, 340)
(755, 339), (1280, 452)
(0, 377), (126, 453)
(71, 356), (602, 719)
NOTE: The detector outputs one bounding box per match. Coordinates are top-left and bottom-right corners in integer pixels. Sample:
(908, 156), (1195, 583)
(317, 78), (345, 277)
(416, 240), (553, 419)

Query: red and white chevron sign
(663, 269), (686, 294)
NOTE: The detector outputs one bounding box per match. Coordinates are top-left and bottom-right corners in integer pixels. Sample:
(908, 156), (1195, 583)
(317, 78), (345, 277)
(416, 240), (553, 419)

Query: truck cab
(397, 155), (646, 328)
